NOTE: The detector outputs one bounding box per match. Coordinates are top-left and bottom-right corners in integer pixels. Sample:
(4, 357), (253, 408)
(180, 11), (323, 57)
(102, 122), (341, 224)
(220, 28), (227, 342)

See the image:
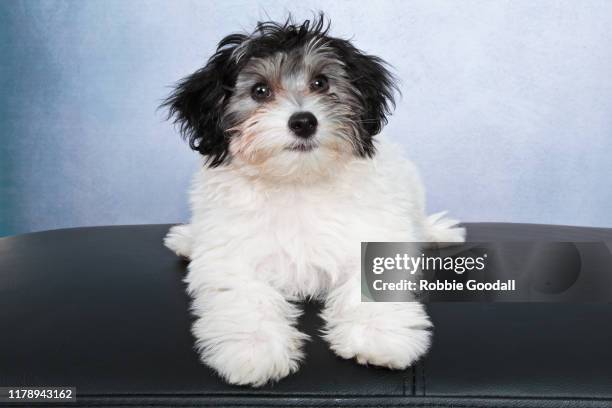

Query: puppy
(163, 16), (465, 386)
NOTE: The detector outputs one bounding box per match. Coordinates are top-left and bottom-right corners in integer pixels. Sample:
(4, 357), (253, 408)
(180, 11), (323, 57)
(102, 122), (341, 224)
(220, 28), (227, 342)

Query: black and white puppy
(164, 16), (464, 386)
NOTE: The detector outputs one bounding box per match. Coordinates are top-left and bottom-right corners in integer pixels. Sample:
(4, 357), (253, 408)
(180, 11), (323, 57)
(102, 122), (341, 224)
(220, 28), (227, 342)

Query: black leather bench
(1, 223), (611, 407)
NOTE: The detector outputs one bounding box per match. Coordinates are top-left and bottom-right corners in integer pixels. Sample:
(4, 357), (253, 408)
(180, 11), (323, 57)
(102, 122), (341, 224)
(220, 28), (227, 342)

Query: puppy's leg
(187, 258), (308, 387)
(425, 211), (466, 244)
(164, 224), (193, 259)
(322, 274), (431, 369)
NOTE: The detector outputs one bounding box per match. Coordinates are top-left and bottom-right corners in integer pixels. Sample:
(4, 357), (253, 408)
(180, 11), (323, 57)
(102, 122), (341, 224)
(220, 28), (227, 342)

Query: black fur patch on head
(328, 37), (397, 157)
(163, 14), (397, 166)
(161, 34), (246, 167)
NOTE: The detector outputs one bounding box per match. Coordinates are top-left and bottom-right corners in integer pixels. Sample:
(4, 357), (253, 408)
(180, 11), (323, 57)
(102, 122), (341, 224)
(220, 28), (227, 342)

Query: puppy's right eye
(251, 83), (273, 101)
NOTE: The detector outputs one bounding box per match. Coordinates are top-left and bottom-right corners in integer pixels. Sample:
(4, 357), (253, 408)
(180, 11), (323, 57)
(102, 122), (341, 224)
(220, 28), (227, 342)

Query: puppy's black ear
(163, 34), (247, 166)
(330, 39), (397, 156)
(351, 53), (396, 136)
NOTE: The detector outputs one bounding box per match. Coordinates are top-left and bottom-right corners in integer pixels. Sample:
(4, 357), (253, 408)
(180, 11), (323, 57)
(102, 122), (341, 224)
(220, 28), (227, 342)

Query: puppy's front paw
(194, 318), (308, 387)
(324, 303), (432, 369)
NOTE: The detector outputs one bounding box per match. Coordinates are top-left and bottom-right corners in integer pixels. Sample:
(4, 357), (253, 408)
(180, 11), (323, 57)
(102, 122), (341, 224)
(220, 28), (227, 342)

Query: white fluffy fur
(165, 138), (465, 386)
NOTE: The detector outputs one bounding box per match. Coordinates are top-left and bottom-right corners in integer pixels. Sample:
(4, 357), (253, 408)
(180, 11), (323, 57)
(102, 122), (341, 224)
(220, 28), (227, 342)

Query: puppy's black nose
(288, 112), (318, 138)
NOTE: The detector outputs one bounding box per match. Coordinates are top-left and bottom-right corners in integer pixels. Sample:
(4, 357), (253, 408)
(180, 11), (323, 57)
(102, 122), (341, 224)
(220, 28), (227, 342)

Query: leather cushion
(1, 223), (611, 407)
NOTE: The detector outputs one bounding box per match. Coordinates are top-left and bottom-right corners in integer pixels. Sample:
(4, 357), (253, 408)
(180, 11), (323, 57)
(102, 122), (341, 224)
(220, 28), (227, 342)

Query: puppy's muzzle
(288, 112), (317, 139)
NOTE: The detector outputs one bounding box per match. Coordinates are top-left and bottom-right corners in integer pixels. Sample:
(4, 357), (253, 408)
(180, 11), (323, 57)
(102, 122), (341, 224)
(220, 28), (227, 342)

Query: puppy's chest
(254, 195), (363, 295)
(268, 197), (361, 256)
(255, 189), (408, 294)
(263, 186), (411, 246)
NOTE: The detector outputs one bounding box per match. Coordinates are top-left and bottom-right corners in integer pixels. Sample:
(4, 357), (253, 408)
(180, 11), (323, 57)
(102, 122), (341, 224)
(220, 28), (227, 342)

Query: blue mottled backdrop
(1, 0), (612, 236)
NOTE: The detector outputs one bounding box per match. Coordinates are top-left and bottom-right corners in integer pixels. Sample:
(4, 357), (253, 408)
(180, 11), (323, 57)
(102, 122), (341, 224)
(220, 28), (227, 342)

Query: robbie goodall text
(373, 278), (515, 292)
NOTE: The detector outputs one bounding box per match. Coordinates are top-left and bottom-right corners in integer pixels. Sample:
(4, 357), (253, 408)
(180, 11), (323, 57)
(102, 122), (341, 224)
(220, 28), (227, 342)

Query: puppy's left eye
(309, 75), (329, 92)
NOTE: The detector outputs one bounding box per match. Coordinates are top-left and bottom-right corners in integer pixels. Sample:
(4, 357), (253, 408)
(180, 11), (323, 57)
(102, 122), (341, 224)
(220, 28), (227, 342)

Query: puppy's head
(164, 15), (396, 180)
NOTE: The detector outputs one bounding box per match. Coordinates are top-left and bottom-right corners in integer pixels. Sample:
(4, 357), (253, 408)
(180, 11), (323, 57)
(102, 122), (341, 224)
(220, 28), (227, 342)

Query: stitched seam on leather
(417, 361), (423, 396)
(418, 361), (424, 396)
(422, 360), (426, 396)
(403, 365), (412, 396)
(411, 365), (416, 396)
